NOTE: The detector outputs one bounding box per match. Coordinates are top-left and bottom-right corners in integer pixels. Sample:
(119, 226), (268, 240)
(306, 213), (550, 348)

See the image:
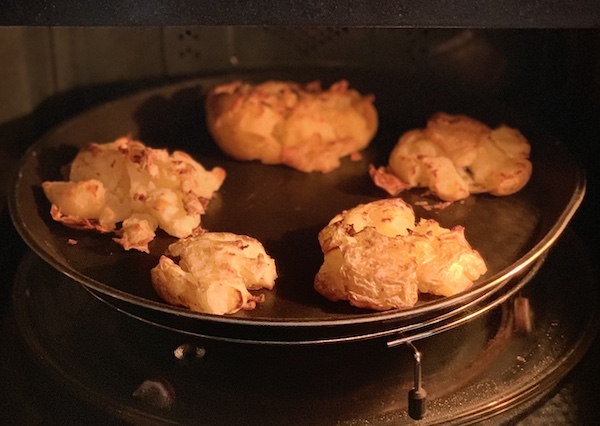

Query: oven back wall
(2, 28), (599, 124)
(3, 27), (599, 121)
(0, 26), (520, 111)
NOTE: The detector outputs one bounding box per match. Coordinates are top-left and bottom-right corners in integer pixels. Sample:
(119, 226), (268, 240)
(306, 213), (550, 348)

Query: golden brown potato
(151, 232), (277, 315)
(373, 112), (532, 201)
(42, 136), (226, 253)
(205, 79), (378, 173)
(314, 199), (487, 311)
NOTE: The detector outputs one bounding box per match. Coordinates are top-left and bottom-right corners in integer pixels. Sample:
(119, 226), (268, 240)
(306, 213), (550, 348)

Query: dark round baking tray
(8, 71), (585, 343)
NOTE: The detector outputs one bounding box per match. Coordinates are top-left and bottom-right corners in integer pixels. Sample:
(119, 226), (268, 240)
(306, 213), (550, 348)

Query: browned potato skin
(205, 80), (378, 173)
(314, 199), (487, 311)
(385, 112), (532, 201)
(151, 232), (277, 315)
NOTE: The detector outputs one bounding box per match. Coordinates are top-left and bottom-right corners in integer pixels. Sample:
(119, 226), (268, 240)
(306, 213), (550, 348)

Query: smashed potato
(314, 199), (487, 311)
(151, 232), (277, 315)
(205, 79), (378, 173)
(42, 136), (226, 253)
(372, 112), (532, 201)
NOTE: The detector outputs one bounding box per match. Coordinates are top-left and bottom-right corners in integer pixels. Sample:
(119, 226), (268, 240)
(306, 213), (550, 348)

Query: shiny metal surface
(8, 72), (585, 343)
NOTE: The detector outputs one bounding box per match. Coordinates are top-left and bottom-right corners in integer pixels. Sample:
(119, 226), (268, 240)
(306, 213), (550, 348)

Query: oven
(1, 5), (600, 425)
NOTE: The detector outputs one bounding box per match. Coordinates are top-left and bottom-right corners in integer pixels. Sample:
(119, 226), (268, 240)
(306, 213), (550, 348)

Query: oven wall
(0, 26), (518, 124)
(2, 28), (599, 122)
(2, 27), (599, 129)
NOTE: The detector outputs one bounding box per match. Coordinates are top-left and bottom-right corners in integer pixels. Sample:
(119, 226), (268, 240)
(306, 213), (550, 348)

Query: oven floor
(1, 229), (599, 425)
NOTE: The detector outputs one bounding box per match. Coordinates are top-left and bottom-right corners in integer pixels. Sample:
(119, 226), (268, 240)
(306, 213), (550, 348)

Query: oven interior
(1, 26), (600, 424)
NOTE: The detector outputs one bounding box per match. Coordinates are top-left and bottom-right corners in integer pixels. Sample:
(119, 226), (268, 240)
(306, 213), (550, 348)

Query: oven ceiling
(1, 0), (599, 27)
